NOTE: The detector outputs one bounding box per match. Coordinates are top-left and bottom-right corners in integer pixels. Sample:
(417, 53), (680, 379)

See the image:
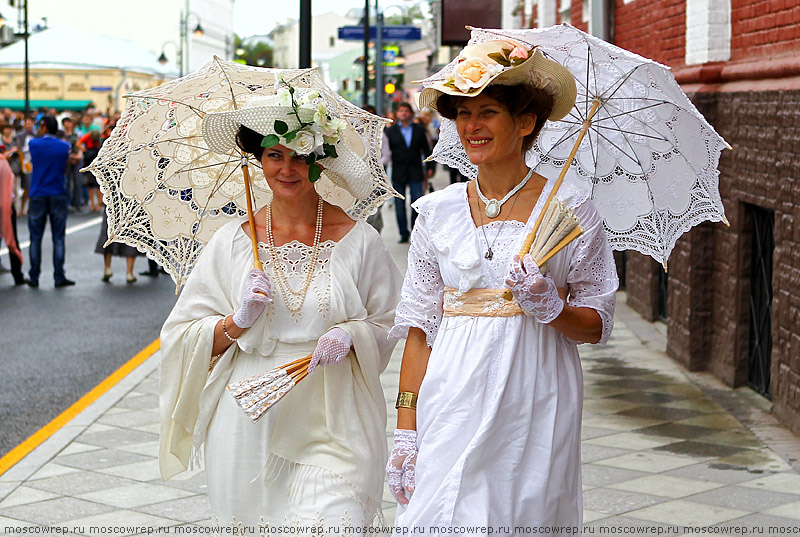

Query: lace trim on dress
(390, 220), (445, 348)
(257, 240), (335, 324)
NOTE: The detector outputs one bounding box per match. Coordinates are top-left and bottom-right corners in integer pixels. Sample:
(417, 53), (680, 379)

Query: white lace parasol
(86, 57), (396, 289)
(427, 24), (729, 268)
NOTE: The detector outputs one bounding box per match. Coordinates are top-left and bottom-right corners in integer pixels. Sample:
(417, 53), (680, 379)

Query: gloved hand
(231, 268), (273, 329)
(505, 254), (564, 323)
(386, 429), (418, 505)
(308, 327), (352, 374)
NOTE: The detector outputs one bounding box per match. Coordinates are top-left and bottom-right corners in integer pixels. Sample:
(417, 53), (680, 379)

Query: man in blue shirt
(27, 115), (74, 288)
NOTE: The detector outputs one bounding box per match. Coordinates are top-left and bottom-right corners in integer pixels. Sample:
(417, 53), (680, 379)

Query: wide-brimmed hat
(202, 89), (373, 200)
(417, 39), (577, 121)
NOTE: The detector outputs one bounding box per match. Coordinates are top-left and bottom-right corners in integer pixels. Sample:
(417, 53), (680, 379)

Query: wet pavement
(1, 195), (799, 535)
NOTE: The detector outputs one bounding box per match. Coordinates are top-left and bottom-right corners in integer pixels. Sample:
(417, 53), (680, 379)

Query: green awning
(0, 99), (94, 111)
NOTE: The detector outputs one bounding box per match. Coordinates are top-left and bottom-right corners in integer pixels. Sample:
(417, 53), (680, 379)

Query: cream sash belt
(443, 287), (524, 317)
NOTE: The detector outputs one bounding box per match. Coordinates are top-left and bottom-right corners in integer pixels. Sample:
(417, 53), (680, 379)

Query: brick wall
(731, 0), (800, 60)
(658, 88), (800, 435)
(614, 0), (686, 67)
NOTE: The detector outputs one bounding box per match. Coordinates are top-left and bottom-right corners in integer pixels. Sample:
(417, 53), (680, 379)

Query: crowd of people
(0, 106), (153, 287)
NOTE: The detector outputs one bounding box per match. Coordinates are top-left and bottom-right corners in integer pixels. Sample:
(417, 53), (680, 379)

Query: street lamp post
(158, 40), (182, 76)
(180, 8), (204, 75)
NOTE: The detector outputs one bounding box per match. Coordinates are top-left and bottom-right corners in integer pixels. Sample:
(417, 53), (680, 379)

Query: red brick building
(510, 0), (800, 435)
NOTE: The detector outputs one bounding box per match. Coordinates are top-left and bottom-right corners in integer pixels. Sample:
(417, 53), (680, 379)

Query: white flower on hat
(312, 102), (329, 127)
(301, 91), (321, 106)
(321, 116), (347, 144)
(276, 87), (293, 107)
(284, 125), (324, 155)
(452, 58), (504, 92)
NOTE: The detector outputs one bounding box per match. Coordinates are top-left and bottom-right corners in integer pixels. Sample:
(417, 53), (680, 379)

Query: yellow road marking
(0, 338), (161, 477)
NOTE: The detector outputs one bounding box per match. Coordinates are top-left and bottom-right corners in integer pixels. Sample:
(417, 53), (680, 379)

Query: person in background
(15, 116), (35, 215)
(384, 102), (433, 243)
(0, 151), (26, 285)
(27, 115), (74, 288)
(62, 117), (84, 212)
(79, 130), (103, 213)
(95, 209), (141, 284)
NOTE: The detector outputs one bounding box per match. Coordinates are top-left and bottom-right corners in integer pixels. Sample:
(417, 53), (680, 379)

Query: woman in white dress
(387, 40), (618, 531)
(159, 86), (402, 530)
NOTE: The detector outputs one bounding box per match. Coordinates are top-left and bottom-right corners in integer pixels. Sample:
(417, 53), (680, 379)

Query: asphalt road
(0, 210), (179, 458)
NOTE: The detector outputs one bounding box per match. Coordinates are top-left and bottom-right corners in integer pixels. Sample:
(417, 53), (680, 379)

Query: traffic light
(384, 82), (396, 94)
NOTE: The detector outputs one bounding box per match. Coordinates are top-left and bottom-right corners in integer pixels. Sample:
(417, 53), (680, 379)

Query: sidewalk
(2, 176), (799, 535)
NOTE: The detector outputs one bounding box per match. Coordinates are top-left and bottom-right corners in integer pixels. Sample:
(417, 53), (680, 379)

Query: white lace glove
(386, 429), (418, 505)
(231, 268), (273, 329)
(308, 327), (353, 374)
(505, 254), (565, 323)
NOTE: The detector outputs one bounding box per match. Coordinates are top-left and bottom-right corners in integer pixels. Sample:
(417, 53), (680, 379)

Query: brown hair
(437, 84), (554, 153)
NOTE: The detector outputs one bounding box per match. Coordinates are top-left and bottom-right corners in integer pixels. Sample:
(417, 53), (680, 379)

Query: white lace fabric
(505, 255), (565, 323)
(258, 240), (334, 325)
(386, 429), (418, 505)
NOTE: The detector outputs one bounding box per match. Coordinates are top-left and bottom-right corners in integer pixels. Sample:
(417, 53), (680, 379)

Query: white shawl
(159, 219), (401, 512)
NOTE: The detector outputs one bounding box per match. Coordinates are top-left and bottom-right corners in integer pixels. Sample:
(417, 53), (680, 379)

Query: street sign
(338, 26), (422, 41)
(383, 46), (400, 66)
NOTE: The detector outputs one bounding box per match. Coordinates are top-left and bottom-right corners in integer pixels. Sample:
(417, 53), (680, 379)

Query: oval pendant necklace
(476, 167), (534, 218)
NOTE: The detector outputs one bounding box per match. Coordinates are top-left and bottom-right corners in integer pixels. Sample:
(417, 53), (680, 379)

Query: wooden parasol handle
(501, 100), (601, 301)
(240, 156), (264, 271)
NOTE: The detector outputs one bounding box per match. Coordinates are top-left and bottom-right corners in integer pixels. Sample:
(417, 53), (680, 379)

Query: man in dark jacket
(385, 102), (433, 243)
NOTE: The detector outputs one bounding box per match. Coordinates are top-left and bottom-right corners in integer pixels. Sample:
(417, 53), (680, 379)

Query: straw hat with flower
(417, 39), (577, 121)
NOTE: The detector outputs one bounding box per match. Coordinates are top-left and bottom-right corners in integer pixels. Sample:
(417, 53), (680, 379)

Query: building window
(330, 36), (335, 47)
(582, 0), (589, 23)
(342, 80), (348, 91)
(559, 0), (571, 24)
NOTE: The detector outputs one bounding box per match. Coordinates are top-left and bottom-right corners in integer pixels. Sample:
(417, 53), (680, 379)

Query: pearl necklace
(475, 167), (534, 218)
(265, 196), (324, 314)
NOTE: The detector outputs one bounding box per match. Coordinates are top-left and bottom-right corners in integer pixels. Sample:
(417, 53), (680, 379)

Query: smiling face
(455, 94), (535, 166)
(260, 144), (317, 201)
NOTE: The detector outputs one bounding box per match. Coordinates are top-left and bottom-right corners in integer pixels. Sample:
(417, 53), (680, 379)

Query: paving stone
(115, 394), (159, 411)
(97, 409), (160, 428)
(609, 474), (724, 499)
(53, 449), (153, 471)
(585, 432), (679, 451)
(652, 440), (749, 460)
(581, 464), (650, 488)
(76, 482), (196, 509)
(739, 472), (800, 495)
(595, 452), (697, 473)
(581, 426), (618, 440)
(582, 487), (663, 515)
(608, 391), (684, 405)
(98, 460), (161, 482)
(695, 429), (764, 450)
(714, 448), (794, 472)
(689, 485), (800, 512)
(0, 497), (115, 525)
(666, 462), (772, 485)
(135, 495), (212, 523)
(0, 486), (60, 508)
(77, 427), (158, 448)
(582, 443), (633, 464)
(153, 471), (208, 494)
(27, 471), (137, 496)
(625, 499), (748, 526)
(633, 422), (718, 440)
(712, 512), (800, 532)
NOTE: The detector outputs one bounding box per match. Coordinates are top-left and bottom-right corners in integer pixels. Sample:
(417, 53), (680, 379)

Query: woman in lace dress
(159, 89), (402, 530)
(386, 40), (618, 530)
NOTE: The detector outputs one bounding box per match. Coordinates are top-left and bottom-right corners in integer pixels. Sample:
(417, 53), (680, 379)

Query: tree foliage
(234, 35), (274, 67)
